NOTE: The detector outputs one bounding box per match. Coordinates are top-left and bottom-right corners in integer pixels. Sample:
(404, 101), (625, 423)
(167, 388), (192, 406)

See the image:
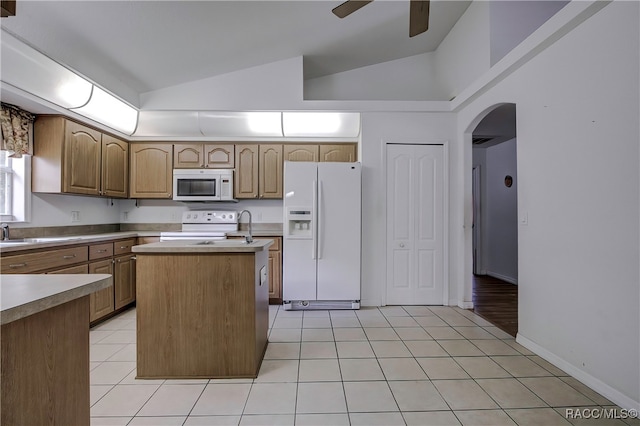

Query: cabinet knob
(399, 243), (405, 248)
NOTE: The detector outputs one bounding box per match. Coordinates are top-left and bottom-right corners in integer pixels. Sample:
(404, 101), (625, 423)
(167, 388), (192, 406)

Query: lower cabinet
(89, 259), (115, 321)
(114, 254), (136, 310)
(268, 237), (282, 302)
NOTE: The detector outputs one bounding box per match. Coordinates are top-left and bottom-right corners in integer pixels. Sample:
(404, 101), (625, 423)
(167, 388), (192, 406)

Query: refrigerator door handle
(317, 179), (322, 260)
(312, 180), (317, 260)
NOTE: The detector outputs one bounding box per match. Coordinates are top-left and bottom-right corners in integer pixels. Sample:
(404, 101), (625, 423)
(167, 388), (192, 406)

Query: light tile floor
(89, 306), (637, 426)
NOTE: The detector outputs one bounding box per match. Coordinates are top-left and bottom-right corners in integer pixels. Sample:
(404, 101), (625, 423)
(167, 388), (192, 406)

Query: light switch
(520, 211), (528, 225)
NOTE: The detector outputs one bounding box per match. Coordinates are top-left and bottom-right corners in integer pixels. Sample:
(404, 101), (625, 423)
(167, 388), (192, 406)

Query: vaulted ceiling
(1, 0), (471, 98)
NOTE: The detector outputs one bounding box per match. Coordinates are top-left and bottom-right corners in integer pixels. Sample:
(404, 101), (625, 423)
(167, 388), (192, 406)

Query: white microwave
(173, 169), (234, 201)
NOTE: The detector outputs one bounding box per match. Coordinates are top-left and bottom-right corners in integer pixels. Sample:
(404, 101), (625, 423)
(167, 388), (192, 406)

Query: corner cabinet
(130, 143), (173, 198)
(235, 144), (282, 199)
(33, 116), (128, 198)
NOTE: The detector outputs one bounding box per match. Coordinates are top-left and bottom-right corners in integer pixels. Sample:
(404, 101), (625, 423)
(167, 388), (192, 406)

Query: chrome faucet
(1, 223), (9, 241)
(238, 210), (253, 244)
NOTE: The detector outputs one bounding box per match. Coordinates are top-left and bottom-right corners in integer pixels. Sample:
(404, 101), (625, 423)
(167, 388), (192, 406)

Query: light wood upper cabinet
(33, 116), (128, 198)
(173, 144), (203, 168)
(259, 145), (283, 199)
(235, 144), (259, 198)
(174, 143), (235, 168)
(63, 121), (102, 195)
(320, 144), (357, 162)
(235, 144), (283, 199)
(130, 143), (173, 198)
(283, 145), (319, 162)
(101, 135), (129, 198)
(205, 144), (234, 168)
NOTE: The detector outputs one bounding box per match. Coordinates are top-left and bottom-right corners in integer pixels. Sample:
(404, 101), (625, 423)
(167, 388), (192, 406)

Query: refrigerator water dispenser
(286, 208), (312, 238)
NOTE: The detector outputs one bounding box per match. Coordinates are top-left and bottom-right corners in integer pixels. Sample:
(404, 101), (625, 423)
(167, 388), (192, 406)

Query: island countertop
(1, 274), (112, 325)
(132, 238), (273, 253)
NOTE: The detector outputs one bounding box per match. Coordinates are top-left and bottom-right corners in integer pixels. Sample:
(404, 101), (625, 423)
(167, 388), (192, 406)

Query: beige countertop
(1, 274), (112, 325)
(0, 232), (142, 253)
(132, 238), (273, 253)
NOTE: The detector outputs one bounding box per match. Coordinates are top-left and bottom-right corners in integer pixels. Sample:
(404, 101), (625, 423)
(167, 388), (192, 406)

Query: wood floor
(472, 274), (518, 337)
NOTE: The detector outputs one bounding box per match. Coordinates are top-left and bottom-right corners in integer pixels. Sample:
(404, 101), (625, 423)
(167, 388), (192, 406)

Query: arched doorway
(468, 103), (518, 336)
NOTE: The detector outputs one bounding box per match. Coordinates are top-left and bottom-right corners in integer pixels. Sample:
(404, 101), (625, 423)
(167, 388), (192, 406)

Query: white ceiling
(1, 0), (471, 98)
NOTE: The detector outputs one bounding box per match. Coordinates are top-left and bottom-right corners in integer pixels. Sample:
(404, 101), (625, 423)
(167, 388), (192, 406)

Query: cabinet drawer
(1, 246), (88, 274)
(90, 243), (114, 260)
(48, 264), (90, 274)
(267, 237), (281, 251)
(114, 239), (136, 255)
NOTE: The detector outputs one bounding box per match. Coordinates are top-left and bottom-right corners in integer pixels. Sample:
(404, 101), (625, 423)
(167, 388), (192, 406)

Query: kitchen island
(132, 239), (272, 379)
(1, 274), (112, 426)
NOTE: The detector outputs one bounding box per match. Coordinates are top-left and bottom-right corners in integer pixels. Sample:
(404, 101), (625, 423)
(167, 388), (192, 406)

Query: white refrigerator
(283, 161), (361, 310)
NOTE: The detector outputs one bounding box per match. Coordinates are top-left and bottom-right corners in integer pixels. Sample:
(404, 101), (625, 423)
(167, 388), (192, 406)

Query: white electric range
(159, 210), (238, 241)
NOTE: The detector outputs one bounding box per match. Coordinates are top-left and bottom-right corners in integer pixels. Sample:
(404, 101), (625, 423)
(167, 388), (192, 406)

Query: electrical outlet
(71, 211), (80, 222)
(123, 211), (129, 221)
(170, 212), (178, 221)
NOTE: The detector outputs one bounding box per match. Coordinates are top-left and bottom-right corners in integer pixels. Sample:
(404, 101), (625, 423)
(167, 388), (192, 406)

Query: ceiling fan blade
(332, 0), (373, 18)
(409, 0), (430, 37)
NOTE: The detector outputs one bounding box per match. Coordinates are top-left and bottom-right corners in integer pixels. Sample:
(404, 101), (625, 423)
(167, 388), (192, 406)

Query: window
(0, 151), (12, 215)
(0, 150), (30, 223)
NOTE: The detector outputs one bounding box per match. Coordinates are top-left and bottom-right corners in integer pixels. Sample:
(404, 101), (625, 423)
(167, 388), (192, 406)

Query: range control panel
(182, 210), (237, 224)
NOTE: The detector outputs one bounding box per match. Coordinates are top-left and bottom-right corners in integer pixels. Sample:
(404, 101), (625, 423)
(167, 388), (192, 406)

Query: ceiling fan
(332, 0), (430, 37)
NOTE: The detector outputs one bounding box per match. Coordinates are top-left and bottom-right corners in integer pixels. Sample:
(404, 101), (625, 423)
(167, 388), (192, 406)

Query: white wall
(484, 138), (518, 283)
(118, 199), (283, 225)
(457, 1), (639, 409)
(304, 52), (446, 101)
(359, 112), (456, 306)
(434, 0), (491, 101)
(490, 1), (569, 66)
(10, 193), (121, 228)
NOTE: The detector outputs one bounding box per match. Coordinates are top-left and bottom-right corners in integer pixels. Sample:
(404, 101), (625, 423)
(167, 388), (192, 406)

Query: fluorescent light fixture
(1, 31), (92, 108)
(282, 112), (360, 137)
(133, 111), (201, 137)
(199, 112), (283, 137)
(71, 86), (138, 135)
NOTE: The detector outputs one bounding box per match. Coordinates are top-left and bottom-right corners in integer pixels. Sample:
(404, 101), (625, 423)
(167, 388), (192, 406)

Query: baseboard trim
(516, 334), (640, 411)
(486, 271), (518, 285)
(456, 300), (474, 309)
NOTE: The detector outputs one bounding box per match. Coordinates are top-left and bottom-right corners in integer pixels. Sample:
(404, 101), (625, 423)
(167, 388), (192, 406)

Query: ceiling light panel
(71, 86), (138, 135)
(1, 31), (92, 109)
(282, 112), (360, 137)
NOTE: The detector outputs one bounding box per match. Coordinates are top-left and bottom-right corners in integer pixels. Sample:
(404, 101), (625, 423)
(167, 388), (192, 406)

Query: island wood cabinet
(33, 116), (129, 198)
(174, 143), (234, 168)
(235, 144), (283, 199)
(130, 143), (173, 198)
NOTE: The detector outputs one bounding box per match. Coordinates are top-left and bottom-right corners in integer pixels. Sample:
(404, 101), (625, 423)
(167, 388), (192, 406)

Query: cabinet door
(284, 145), (319, 162)
(114, 255), (136, 310)
(235, 144), (259, 199)
(268, 237), (282, 300)
(259, 144), (283, 199)
(319, 144), (357, 162)
(205, 144), (234, 168)
(89, 259), (115, 322)
(174, 144), (204, 168)
(102, 135), (129, 198)
(130, 144), (173, 198)
(63, 121), (102, 195)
